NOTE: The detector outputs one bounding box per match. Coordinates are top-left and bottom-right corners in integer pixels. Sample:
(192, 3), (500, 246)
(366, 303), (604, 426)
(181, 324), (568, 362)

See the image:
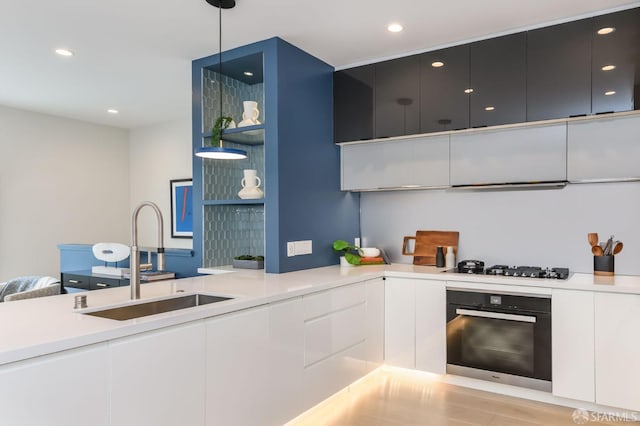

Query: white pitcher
(238, 169), (264, 199)
(238, 101), (260, 127)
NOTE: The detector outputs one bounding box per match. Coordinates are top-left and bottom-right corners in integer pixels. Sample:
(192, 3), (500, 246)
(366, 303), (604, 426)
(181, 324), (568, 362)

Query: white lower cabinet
(385, 277), (446, 374)
(551, 289), (595, 402)
(0, 344), (110, 426)
(205, 298), (304, 426)
(302, 279), (384, 410)
(385, 277), (416, 368)
(110, 321), (206, 426)
(364, 277), (385, 370)
(594, 292), (640, 411)
(415, 280), (446, 374)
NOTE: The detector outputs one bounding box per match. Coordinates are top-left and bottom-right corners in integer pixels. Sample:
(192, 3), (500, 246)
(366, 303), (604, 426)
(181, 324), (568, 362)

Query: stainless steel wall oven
(446, 289), (552, 391)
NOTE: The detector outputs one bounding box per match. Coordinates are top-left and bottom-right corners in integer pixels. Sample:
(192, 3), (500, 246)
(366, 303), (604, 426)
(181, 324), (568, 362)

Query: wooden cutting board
(402, 230), (459, 266)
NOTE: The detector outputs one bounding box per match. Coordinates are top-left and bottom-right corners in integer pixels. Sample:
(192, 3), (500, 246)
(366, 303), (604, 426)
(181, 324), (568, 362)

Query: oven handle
(455, 308), (537, 323)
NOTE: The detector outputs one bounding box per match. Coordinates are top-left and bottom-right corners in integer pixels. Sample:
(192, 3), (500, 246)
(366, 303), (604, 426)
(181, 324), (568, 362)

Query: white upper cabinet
(450, 123), (567, 185)
(568, 113), (640, 182)
(341, 135), (449, 191)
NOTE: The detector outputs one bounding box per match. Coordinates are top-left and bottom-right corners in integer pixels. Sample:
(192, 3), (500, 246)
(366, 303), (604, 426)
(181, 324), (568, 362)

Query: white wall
(129, 118), (192, 250)
(0, 105), (130, 281)
(360, 181), (640, 275)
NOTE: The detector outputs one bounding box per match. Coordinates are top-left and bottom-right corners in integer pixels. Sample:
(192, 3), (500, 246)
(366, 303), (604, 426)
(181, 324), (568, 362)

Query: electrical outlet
(295, 240), (312, 255)
(287, 242), (295, 257)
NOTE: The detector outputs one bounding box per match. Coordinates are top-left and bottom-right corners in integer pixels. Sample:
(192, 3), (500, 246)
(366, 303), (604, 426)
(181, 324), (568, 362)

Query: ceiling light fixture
(243, 71), (254, 77)
(431, 61), (444, 68)
(601, 64), (616, 71)
(597, 27), (615, 35)
(485, 106), (495, 111)
(55, 48), (73, 57)
(604, 90), (616, 96)
(387, 23), (403, 33)
(464, 88), (474, 94)
(107, 109), (119, 114)
(196, 0), (247, 161)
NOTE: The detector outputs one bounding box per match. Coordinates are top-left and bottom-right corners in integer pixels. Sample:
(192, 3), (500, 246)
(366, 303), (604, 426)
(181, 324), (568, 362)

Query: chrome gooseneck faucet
(131, 201), (165, 300)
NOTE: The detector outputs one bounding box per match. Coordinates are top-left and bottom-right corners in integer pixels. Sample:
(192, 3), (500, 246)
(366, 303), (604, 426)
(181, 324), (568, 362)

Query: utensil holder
(594, 255), (614, 276)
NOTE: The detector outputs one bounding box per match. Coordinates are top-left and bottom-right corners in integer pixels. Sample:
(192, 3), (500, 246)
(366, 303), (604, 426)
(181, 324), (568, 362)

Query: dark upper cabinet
(420, 45), (470, 133)
(375, 56), (420, 138)
(333, 7), (640, 142)
(469, 33), (526, 128)
(334, 65), (375, 143)
(592, 8), (640, 114)
(527, 19), (592, 121)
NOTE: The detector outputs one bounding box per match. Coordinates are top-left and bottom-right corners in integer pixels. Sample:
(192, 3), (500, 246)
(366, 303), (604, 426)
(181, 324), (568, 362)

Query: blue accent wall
(272, 39), (360, 272)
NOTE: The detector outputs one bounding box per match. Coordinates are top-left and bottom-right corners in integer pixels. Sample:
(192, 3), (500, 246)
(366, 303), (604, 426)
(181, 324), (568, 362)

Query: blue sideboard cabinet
(193, 37), (360, 273)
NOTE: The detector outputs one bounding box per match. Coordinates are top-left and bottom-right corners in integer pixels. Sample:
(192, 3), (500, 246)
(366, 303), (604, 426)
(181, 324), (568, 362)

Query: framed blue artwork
(170, 179), (193, 238)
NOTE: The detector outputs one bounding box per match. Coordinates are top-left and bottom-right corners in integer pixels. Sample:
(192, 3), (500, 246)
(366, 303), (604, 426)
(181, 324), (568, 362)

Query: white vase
(238, 169), (264, 199)
(238, 101), (260, 127)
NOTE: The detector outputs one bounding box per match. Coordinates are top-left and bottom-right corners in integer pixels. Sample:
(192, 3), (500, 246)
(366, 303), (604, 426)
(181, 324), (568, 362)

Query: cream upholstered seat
(0, 276), (61, 302)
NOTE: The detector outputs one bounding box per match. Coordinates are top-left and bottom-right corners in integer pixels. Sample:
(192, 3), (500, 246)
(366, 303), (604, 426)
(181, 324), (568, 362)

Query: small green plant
(211, 116), (234, 145)
(234, 255), (264, 261)
(332, 239), (361, 265)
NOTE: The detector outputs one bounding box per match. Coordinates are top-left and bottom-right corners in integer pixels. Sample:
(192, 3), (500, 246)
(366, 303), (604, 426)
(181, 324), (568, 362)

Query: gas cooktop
(448, 260), (570, 280)
(485, 265), (570, 280)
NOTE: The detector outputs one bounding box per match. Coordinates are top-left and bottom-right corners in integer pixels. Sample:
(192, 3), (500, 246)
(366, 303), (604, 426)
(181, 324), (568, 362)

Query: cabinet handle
(69, 279), (80, 284)
(96, 283), (109, 287)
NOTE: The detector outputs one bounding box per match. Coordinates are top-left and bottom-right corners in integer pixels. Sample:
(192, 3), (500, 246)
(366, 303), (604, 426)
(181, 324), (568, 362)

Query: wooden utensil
(613, 242), (623, 255)
(588, 233), (598, 247)
(592, 245), (604, 256)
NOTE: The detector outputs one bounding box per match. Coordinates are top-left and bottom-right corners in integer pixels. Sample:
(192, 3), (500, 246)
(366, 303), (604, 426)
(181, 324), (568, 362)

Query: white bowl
(358, 247), (380, 258)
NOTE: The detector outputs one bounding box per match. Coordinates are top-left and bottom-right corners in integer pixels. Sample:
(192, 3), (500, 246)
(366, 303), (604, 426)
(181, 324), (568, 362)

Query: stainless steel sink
(83, 294), (232, 321)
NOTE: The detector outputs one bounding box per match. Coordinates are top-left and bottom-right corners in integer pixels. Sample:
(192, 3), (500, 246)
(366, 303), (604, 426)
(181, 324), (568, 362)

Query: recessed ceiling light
(431, 61), (444, 68)
(55, 48), (73, 57)
(107, 109), (119, 114)
(605, 90), (616, 96)
(387, 23), (403, 33)
(485, 106), (495, 111)
(464, 88), (474, 94)
(243, 71), (254, 77)
(597, 27), (615, 35)
(601, 65), (616, 71)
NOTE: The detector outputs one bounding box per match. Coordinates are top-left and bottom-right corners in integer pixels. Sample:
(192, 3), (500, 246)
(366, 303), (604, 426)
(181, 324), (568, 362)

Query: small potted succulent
(232, 254), (264, 269)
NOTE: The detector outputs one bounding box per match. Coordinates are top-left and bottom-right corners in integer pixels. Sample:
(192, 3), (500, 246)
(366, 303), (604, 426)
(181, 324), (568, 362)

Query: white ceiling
(1, 0), (639, 129)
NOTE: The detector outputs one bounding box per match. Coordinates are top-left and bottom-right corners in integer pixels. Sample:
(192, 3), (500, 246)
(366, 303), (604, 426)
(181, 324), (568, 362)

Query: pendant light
(196, 0), (247, 160)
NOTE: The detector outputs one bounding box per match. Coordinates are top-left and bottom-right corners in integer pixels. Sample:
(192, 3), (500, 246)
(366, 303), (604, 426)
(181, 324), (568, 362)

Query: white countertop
(2, 263), (639, 366)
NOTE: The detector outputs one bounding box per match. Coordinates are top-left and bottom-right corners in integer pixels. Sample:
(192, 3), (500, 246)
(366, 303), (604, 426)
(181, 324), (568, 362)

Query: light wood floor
(287, 368), (637, 425)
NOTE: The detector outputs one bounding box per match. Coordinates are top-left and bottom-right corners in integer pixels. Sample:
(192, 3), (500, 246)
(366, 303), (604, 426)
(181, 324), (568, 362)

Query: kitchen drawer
(61, 273), (90, 290)
(89, 276), (122, 290)
(304, 303), (366, 367)
(303, 282), (366, 321)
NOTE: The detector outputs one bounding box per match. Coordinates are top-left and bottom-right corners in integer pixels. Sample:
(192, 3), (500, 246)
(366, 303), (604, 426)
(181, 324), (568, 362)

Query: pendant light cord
(218, 3), (223, 148)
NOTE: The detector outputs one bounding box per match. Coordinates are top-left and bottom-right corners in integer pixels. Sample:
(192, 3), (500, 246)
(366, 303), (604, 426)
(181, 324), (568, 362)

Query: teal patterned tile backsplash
(201, 68), (266, 267)
(202, 69), (264, 131)
(202, 142), (265, 200)
(203, 205), (265, 267)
